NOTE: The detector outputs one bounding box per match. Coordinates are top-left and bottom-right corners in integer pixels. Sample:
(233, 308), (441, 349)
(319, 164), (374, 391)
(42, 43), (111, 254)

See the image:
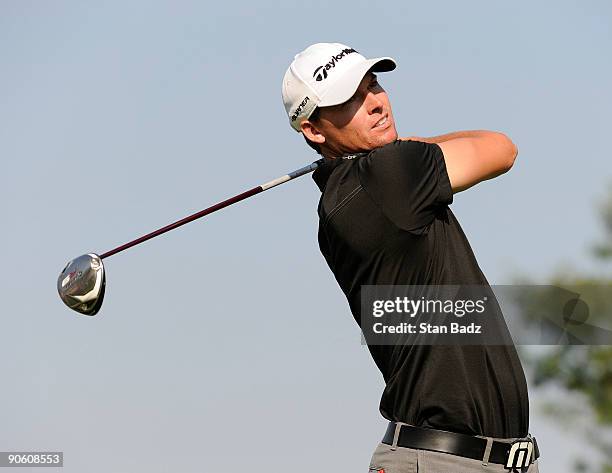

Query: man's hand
(401, 131), (518, 193)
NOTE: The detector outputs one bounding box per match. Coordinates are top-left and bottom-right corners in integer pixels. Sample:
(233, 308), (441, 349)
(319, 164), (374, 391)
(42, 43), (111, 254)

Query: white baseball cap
(282, 42), (396, 132)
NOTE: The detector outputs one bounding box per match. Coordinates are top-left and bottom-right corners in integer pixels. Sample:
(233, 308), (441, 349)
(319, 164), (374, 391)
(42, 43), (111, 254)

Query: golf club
(57, 159), (323, 316)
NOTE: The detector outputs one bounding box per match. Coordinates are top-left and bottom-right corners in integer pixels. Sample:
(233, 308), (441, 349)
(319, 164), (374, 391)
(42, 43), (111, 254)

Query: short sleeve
(357, 140), (453, 232)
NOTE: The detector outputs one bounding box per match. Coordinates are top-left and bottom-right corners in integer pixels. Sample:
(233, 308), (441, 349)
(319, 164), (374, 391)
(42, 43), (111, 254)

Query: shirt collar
(312, 153), (366, 192)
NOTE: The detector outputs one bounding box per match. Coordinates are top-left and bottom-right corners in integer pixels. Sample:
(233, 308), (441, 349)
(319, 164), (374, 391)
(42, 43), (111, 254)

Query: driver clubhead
(57, 253), (106, 316)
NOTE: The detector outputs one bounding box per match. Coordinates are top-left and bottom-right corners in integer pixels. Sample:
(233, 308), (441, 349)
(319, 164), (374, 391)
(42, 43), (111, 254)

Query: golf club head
(57, 253), (106, 316)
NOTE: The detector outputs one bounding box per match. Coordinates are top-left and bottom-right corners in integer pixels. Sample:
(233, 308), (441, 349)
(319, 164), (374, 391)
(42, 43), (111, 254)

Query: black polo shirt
(312, 139), (529, 438)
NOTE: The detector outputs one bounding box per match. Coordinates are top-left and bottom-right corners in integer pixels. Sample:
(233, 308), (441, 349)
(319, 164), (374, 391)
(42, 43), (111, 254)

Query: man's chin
(357, 134), (398, 153)
(375, 128), (399, 148)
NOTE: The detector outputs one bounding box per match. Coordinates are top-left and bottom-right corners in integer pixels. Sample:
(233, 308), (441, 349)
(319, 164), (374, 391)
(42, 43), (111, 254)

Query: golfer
(282, 43), (541, 473)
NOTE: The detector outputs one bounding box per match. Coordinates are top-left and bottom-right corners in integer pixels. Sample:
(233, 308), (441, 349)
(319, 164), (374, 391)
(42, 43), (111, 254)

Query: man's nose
(366, 91), (384, 114)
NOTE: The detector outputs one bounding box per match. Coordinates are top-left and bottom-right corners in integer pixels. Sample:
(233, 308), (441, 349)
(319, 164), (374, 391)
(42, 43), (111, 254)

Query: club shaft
(99, 159), (323, 260)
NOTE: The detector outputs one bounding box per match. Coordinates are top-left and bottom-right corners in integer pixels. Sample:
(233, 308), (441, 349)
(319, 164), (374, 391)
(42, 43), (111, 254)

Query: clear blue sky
(1, 1), (611, 471)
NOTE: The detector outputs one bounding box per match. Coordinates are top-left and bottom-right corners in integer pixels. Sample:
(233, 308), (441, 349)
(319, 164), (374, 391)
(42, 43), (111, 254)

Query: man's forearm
(404, 130), (519, 193)
(402, 130), (494, 144)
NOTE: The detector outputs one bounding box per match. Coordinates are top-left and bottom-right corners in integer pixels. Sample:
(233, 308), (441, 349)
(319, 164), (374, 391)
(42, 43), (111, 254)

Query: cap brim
(318, 57), (396, 107)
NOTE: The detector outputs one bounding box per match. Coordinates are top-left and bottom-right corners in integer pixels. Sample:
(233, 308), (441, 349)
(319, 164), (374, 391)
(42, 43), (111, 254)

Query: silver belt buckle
(504, 438), (534, 473)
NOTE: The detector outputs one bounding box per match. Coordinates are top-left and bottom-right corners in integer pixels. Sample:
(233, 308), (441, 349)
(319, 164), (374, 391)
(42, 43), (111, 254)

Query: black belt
(382, 422), (540, 467)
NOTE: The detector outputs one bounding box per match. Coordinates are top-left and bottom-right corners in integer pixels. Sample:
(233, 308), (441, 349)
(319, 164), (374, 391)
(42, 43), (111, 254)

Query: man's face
(302, 72), (398, 157)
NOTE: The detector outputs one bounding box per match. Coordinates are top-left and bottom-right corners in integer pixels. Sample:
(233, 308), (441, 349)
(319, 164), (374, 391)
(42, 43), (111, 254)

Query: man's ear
(301, 120), (326, 145)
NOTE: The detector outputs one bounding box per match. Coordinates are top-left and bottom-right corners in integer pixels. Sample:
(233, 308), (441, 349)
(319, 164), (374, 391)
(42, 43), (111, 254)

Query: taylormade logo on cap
(312, 47), (357, 81)
(281, 42), (397, 133)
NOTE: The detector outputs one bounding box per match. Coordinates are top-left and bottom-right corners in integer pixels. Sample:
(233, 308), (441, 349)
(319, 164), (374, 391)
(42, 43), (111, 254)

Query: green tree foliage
(514, 185), (612, 473)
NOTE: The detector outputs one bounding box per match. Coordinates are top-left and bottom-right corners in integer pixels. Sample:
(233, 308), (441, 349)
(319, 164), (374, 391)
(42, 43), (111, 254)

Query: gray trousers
(368, 422), (540, 473)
